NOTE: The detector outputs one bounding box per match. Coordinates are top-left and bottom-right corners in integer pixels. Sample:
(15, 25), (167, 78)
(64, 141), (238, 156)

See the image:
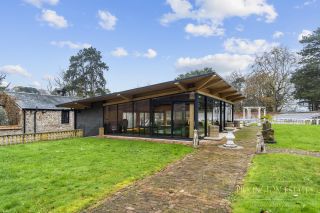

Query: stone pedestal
(234, 120), (240, 128)
(223, 127), (237, 148)
(208, 125), (219, 137)
(99, 127), (104, 137)
(226, 122), (234, 128)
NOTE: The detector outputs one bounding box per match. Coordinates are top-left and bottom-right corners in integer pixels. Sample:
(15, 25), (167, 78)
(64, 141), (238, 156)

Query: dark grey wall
(76, 102), (103, 136)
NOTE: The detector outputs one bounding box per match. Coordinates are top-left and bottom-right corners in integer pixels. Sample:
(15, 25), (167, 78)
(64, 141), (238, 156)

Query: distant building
(0, 92), (79, 136)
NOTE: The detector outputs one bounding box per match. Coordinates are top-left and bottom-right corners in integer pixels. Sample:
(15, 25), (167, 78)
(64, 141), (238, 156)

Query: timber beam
(174, 82), (188, 91)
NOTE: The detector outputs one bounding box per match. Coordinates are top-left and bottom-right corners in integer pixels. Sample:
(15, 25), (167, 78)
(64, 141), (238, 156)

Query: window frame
(61, 110), (70, 124)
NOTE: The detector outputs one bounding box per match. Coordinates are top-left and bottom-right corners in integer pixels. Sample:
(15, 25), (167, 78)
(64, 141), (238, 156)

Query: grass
(271, 124), (320, 152)
(0, 137), (193, 213)
(232, 154), (320, 213)
(235, 125), (259, 142)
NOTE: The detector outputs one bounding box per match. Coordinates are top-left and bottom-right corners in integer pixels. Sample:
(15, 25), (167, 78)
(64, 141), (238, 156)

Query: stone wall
(0, 109), (23, 136)
(25, 110), (74, 134)
(0, 110), (74, 136)
(0, 126), (23, 136)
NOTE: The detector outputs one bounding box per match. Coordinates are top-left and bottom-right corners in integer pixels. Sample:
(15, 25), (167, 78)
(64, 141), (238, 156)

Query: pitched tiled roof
(6, 92), (80, 110)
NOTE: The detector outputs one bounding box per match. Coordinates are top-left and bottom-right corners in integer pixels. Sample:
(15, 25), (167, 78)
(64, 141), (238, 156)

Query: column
(258, 107), (261, 119)
(264, 108), (266, 117)
(248, 108), (252, 119)
(219, 101), (223, 132)
(243, 108), (246, 120)
(232, 104), (234, 122)
(194, 94), (199, 131)
(189, 103), (194, 139)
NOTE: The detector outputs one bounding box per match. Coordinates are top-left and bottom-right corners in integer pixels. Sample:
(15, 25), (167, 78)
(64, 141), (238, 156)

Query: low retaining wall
(0, 129), (83, 146)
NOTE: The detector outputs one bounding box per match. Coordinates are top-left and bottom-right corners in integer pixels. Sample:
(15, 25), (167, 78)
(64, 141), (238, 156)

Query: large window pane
(197, 95), (205, 137)
(118, 102), (134, 134)
(173, 103), (190, 138)
(134, 100), (150, 135)
(104, 105), (117, 134)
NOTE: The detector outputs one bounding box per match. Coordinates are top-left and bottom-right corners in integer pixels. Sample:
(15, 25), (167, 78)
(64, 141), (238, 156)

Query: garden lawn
(272, 124), (320, 152)
(232, 154), (320, 213)
(0, 138), (193, 213)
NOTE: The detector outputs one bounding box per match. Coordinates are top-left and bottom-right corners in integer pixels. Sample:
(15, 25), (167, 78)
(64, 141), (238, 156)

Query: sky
(0, 0), (319, 92)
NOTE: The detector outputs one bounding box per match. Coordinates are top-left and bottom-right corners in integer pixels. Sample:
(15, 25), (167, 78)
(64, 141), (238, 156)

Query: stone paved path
(86, 127), (258, 213)
(268, 147), (320, 158)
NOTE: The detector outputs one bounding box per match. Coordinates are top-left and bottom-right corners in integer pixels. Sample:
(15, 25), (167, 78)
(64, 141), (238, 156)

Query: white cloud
(111, 47), (128, 57)
(42, 74), (54, 81)
(98, 10), (117, 30)
(175, 53), (253, 74)
(224, 37), (278, 55)
(24, 0), (59, 8)
(304, 0), (317, 6)
(235, 24), (244, 32)
(40, 9), (68, 29)
(143, 49), (157, 58)
(295, 0), (317, 8)
(161, 0), (277, 37)
(50, 41), (91, 49)
(273, 31), (284, 39)
(298, 29), (312, 41)
(185, 23), (224, 37)
(135, 49), (158, 59)
(32, 81), (41, 88)
(0, 81), (9, 87)
(0, 65), (31, 77)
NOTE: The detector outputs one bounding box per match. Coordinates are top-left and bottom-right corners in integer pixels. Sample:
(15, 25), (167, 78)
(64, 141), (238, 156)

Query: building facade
(60, 73), (245, 138)
(0, 92), (78, 136)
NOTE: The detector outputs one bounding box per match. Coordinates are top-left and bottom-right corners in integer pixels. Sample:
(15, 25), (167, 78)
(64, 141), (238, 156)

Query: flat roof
(58, 73), (245, 109)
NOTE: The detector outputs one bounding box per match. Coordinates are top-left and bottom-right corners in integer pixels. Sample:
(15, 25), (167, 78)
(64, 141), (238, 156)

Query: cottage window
(61, 111), (70, 124)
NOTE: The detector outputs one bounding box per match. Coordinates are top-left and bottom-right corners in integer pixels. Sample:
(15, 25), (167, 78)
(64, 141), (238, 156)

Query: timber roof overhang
(57, 73), (245, 109)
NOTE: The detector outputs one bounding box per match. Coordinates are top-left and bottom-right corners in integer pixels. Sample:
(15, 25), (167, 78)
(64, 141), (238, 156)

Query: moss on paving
(0, 137), (193, 212)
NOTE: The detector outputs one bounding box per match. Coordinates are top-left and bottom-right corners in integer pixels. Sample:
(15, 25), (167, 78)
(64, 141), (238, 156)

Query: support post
(243, 108), (246, 120)
(232, 104), (234, 122)
(189, 103), (195, 139)
(219, 101), (223, 132)
(194, 94), (199, 131)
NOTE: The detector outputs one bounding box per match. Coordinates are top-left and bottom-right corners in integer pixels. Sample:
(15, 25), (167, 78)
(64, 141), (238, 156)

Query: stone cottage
(0, 92), (79, 136)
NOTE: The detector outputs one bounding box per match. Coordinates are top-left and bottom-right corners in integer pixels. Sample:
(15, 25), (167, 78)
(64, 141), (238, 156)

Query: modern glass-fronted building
(59, 73), (245, 138)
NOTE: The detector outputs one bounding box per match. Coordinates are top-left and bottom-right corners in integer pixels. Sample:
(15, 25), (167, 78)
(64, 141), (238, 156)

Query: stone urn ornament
(262, 120), (276, 143)
(223, 127), (237, 148)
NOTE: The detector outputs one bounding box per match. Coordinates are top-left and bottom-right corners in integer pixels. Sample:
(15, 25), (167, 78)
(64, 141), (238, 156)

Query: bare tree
(249, 47), (297, 112)
(0, 73), (9, 91)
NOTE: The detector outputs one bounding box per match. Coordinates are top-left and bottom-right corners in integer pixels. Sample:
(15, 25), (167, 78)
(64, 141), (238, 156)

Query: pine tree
(291, 28), (320, 111)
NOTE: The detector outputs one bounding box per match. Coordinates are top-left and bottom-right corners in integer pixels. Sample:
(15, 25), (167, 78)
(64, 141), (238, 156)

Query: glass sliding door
(104, 105), (118, 134)
(213, 100), (220, 126)
(197, 95), (206, 137)
(133, 100), (150, 136)
(118, 102), (134, 135)
(173, 103), (190, 138)
(152, 103), (172, 137)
